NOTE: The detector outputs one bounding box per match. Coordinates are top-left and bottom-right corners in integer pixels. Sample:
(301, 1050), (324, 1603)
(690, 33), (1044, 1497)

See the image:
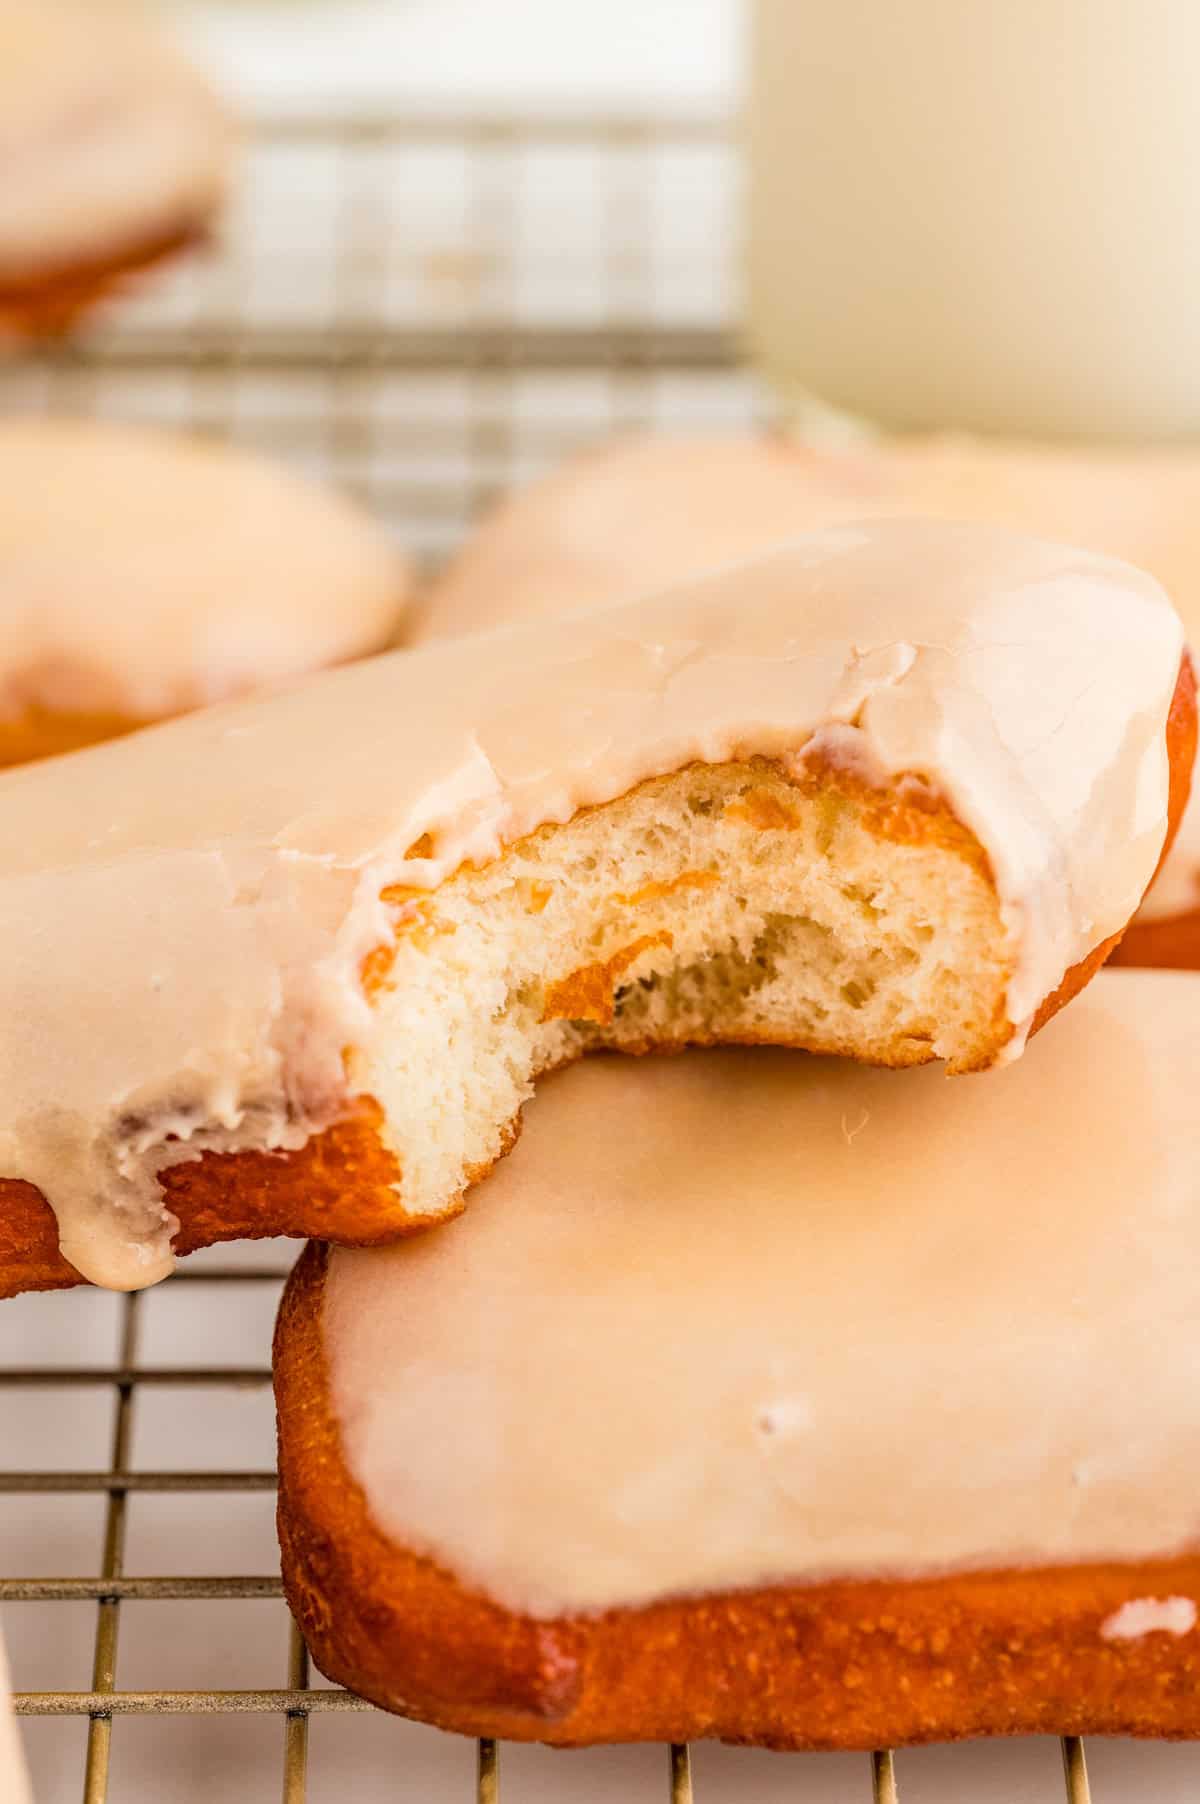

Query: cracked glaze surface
(0, 520), (1180, 1287)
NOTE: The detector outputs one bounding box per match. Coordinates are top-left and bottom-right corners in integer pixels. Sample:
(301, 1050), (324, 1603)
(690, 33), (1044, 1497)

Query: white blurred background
(170, 0), (739, 112)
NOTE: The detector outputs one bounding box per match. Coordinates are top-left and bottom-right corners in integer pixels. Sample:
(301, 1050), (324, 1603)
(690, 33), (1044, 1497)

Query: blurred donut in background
(0, 416), (412, 767)
(0, 0), (234, 339)
(419, 430), (1200, 963)
(418, 431), (1200, 638)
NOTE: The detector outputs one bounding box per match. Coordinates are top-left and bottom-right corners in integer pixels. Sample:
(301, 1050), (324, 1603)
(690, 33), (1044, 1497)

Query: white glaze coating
(0, 0), (232, 281)
(0, 418), (410, 723)
(0, 520), (1179, 1288)
(325, 971), (1200, 1618)
(421, 433), (1200, 924)
(1100, 1598), (1197, 1641)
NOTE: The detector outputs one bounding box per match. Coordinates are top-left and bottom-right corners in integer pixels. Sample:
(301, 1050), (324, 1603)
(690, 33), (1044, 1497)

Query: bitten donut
(0, 520), (1190, 1296)
(421, 433), (1200, 965)
(0, 417), (411, 766)
(0, 0), (233, 339)
(276, 971), (1200, 1751)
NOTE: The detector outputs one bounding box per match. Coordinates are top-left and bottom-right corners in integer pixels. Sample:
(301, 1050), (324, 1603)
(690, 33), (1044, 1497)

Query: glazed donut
(0, 519), (1189, 1296)
(0, 0), (233, 340)
(0, 417), (411, 766)
(420, 433), (1200, 967)
(276, 970), (1200, 1749)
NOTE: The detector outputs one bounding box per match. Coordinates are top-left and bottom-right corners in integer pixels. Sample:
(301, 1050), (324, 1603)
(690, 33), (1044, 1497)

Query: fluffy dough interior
(356, 759), (1011, 1223)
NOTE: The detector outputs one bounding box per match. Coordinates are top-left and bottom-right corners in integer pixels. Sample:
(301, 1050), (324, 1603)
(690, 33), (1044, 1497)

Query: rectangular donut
(276, 970), (1200, 1749)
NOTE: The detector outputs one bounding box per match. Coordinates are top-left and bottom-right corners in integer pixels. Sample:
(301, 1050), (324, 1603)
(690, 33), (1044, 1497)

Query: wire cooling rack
(0, 108), (760, 562)
(0, 1264), (1102, 1804)
(0, 106), (1189, 1803)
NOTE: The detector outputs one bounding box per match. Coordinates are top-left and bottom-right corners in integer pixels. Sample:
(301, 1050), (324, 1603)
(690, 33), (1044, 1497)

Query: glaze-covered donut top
(0, 519), (1181, 1288)
(0, 417), (409, 727)
(325, 971), (1200, 1616)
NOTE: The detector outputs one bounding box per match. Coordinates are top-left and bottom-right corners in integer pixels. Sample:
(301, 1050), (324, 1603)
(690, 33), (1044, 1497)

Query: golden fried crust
(1113, 908), (1200, 970)
(2, 654), (1193, 1298)
(0, 1104), (424, 1298)
(276, 1244), (1200, 1749)
(0, 219), (202, 339)
(0, 707), (145, 769)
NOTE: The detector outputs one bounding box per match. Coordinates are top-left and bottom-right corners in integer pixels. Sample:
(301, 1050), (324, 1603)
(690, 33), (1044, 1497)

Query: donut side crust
(1113, 907), (1200, 970)
(0, 218), (204, 340)
(0, 707), (146, 769)
(275, 1243), (1200, 1750)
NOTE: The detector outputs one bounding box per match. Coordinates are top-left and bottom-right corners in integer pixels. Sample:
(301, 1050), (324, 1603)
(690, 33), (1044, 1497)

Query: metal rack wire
(0, 1266), (1100, 1804)
(0, 109), (760, 562)
(0, 105), (1133, 1802)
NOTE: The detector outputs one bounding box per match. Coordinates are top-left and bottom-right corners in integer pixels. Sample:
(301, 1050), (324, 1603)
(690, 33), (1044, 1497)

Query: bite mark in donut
(0, 522), (1188, 1293)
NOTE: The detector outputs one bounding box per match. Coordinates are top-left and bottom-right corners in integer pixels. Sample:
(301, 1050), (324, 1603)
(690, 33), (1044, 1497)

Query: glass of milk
(747, 0), (1200, 440)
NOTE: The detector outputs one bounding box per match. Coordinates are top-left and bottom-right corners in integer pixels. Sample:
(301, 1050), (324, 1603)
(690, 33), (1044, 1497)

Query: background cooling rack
(0, 109), (756, 560)
(0, 107), (1197, 1804)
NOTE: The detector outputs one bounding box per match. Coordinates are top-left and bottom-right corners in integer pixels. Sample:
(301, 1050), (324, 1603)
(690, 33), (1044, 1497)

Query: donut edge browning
(1114, 907), (1200, 970)
(0, 219), (207, 342)
(275, 1242), (1200, 1749)
(1112, 649), (1199, 971)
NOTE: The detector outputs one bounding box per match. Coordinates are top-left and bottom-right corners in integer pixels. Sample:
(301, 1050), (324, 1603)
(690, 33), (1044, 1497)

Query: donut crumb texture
(350, 756), (1014, 1229)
